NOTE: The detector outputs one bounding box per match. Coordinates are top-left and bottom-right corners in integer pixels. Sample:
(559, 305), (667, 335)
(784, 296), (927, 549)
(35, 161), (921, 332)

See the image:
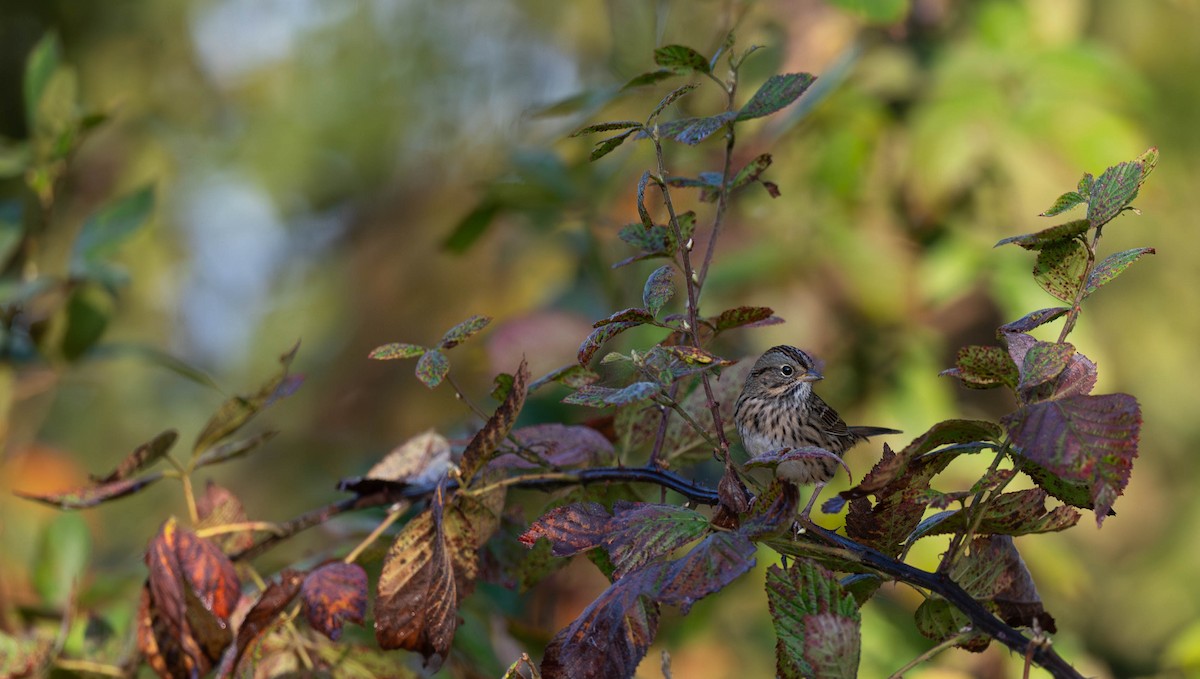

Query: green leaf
(33, 513), (90, 608)
(826, 0), (910, 22)
(648, 83), (699, 123)
(652, 113), (735, 145)
(528, 364), (600, 392)
(1017, 341), (1075, 396)
(193, 342), (302, 454)
(636, 171), (655, 229)
(593, 307), (655, 327)
(1084, 247), (1154, 298)
(729, 153), (773, 192)
(766, 560), (860, 679)
(1087, 154), (1151, 228)
(24, 33), (62, 127)
(710, 306), (781, 332)
(368, 342), (426, 360)
(439, 314), (491, 349)
(621, 69), (676, 90)
(589, 129), (637, 161)
(604, 503), (710, 578)
(415, 349), (450, 389)
(578, 321), (644, 365)
(61, 285), (112, 361)
(736, 73), (817, 121)
(642, 265), (675, 317)
(92, 429), (179, 483)
(1040, 191), (1085, 217)
(562, 382), (661, 408)
(194, 430), (280, 469)
(70, 186), (155, 277)
(1033, 239), (1088, 303)
(653, 45), (710, 74)
(914, 597), (989, 651)
(995, 219), (1089, 250)
(442, 199), (500, 254)
(0, 217), (22, 265)
(940, 345), (1018, 390)
(491, 372), (514, 402)
(1002, 393), (1141, 525)
(570, 121), (643, 137)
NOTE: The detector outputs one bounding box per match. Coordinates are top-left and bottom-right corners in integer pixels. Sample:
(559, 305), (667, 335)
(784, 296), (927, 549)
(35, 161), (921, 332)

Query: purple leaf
(1002, 393), (1141, 525)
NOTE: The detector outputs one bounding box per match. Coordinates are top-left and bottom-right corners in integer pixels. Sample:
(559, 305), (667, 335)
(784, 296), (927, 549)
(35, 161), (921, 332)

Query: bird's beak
(800, 371), (823, 383)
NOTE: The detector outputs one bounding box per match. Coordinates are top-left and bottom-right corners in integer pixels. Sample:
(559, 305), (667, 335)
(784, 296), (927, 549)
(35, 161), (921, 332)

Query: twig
(887, 631), (974, 679)
(1056, 229), (1103, 343)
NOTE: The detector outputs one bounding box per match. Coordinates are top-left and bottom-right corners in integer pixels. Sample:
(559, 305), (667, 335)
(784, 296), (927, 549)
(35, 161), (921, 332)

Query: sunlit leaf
(653, 45), (710, 74)
(519, 502), (611, 556)
(642, 265), (675, 317)
(1003, 393), (1140, 524)
(1084, 247), (1154, 298)
(1040, 190), (1084, 217)
(194, 481), (255, 554)
(415, 349), (450, 389)
(1033, 239), (1088, 303)
(193, 342), (301, 454)
(92, 429), (178, 483)
(766, 560), (860, 679)
(302, 562), (367, 641)
(459, 358), (529, 481)
(661, 345), (730, 366)
(736, 73), (816, 121)
(1087, 157), (1147, 228)
(995, 219), (1089, 250)
(908, 488), (1080, 537)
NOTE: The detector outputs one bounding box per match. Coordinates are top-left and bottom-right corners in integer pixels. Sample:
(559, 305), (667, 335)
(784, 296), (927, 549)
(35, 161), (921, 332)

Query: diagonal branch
(237, 466), (1084, 679)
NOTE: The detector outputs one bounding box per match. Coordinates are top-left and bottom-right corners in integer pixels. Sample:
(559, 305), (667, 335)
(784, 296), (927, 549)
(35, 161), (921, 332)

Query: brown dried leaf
(375, 500), (456, 667)
(459, 358), (529, 481)
(366, 430), (452, 485)
(302, 562), (368, 641)
(195, 481), (254, 553)
(519, 502), (611, 556)
(225, 569), (304, 673)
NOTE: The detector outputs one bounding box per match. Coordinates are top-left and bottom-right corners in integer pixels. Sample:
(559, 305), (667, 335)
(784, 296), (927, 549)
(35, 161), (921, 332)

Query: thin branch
(1057, 229), (1103, 343)
(237, 465), (1084, 679)
(887, 632), (975, 679)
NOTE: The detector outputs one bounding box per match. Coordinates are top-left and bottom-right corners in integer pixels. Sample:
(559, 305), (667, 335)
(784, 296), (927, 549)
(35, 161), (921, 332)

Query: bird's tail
(848, 426), (903, 439)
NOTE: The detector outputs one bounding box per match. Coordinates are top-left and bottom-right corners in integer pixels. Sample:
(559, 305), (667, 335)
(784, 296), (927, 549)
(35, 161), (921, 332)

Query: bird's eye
(780, 365), (795, 377)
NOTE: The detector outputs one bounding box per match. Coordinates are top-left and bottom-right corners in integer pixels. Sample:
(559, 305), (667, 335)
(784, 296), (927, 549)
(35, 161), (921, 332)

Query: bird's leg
(799, 482), (826, 521)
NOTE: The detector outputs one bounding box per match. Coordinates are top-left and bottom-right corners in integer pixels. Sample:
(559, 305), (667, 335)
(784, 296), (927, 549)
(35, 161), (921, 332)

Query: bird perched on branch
(734, 345), (901, 518)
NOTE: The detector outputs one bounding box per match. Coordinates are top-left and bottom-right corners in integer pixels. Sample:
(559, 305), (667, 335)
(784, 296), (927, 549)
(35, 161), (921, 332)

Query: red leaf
(302, 562), (368, 641)
(223, 569), (304, 673)
(520, 502), (611, 556)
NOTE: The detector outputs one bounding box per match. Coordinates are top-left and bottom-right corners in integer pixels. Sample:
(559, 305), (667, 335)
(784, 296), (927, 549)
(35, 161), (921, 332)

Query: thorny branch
(234, 464), (1085, 679)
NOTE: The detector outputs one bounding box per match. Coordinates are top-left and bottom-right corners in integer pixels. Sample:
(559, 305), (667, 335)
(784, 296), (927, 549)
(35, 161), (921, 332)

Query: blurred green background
(0, 0), (1196, 676)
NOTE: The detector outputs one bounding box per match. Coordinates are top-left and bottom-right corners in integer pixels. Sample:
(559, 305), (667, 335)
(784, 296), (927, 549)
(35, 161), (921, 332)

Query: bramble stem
(1057, 228), (1103, 343)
